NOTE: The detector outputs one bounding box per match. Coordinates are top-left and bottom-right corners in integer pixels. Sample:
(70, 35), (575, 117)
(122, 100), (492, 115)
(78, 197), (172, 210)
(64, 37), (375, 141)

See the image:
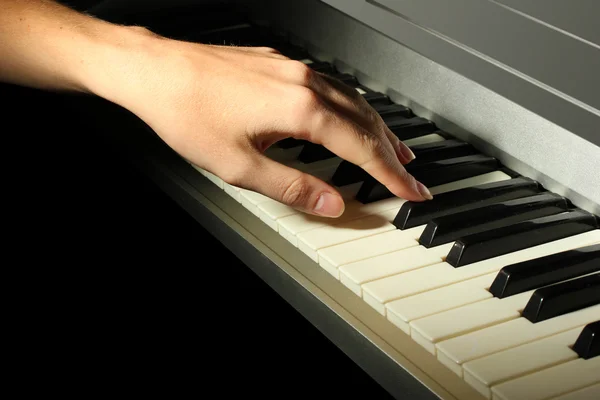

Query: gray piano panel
(371, 0), (600, 112)
(320, 0), (600, 149)
(233, 0), (599, 214)
(494, 0), (600, 46)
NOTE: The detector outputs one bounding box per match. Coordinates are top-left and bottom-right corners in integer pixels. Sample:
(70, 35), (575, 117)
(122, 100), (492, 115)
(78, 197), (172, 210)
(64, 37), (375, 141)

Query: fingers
(277, 90), (431, 202)
(207, 44), (289, 60)
(277, 62), (418, 167)
(383, 126), (417, 165)
(239, 153), (346, 218)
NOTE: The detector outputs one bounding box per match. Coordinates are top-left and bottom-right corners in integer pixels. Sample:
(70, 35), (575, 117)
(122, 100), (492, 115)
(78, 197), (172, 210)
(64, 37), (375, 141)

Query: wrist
(77, 24), (164, 103)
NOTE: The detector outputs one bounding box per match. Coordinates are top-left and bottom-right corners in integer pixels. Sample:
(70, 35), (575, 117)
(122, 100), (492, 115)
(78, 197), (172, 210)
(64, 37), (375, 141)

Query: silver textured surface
(237, 0), (600, 214)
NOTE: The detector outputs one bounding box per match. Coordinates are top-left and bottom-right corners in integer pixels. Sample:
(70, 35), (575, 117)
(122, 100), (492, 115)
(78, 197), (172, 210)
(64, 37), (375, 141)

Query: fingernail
(398, 141), (416, 163)
(314, 192), (345, 217)
(417, 181), (433, 200)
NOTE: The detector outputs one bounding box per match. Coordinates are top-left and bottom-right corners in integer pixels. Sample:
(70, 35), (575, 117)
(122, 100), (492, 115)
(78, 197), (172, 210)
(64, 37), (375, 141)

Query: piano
(88, 1), (600, 399)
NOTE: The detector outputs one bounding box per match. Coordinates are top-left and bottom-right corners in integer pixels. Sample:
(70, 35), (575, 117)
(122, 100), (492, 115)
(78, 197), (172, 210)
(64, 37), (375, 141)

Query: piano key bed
(122, 23), (600, 400)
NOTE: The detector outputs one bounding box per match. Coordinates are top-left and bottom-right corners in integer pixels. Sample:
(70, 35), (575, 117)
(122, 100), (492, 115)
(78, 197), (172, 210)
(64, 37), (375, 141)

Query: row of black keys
(202, 25), (600, 359)
(279, 58), (600, 329)
(313, 63), (600, 359)
(271, 60), (600, 267)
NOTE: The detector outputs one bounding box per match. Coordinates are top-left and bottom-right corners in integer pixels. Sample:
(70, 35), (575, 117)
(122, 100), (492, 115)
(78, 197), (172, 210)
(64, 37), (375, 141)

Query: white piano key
(548, 383), (600, 400)
(356, 87), (367, 94)
(361, 230), (600, 316)
(402, 133), (446, 146)
(318, 226), (424, 279)
(297, 209), (399, 262)
(491, 357), (600, 400)
(223, 183), (242, 202)
(283, 170), (511, 259)
(341, 244), (452, 308)
(314, 171), (512, 276)
(261, 134), (470, 224)
(462, 327), (583, 399)
(299, 58), (313, 64)
(240, 188), (271, 216)
(409, 290), (534, 355)
(435, 304), (600, 377)
(259, 201), (297, 231)
(385, 273), (496, 335)
(190, 164), (224, 189)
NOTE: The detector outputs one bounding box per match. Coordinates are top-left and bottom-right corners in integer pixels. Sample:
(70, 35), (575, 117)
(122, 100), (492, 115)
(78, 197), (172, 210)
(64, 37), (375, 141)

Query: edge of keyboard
(104, 109), (486, 400)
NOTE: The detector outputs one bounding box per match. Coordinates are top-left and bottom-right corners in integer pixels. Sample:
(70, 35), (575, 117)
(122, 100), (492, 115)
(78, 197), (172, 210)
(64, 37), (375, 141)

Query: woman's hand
(88, 29), (433, 217)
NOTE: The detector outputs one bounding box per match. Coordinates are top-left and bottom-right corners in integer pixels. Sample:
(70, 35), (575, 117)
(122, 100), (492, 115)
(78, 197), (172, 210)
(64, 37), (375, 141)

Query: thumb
(245, 154), (346, 218)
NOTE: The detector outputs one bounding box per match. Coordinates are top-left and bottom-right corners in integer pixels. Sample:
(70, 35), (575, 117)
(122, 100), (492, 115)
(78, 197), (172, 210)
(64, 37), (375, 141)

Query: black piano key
(330, 161), (367, 187)
(362, 92), (391, 107)
(572, 321), (599, 359)
(331, 73), (359, 87)
(408, 140), (477, 166)
(409, 154), (499, 187)
(521, 273), (600, 323)
(419, 193), (570, 248)
(275, 138), (308, 149)
(308, 61), (336, 74)
(393, 177), (542, 229)
(388, 117), (437, 141)
(446, 210), (600, 267)
(331, 139), (475, 187)
(356, 154), (500, 204)
(373, 103), (412, 118)
(490, 244), (600, 299)
(297, 143), (335, 163)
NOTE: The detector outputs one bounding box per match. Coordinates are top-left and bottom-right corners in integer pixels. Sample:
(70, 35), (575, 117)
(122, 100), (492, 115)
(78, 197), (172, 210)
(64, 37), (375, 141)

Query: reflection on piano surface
(105, 2), (600, 400)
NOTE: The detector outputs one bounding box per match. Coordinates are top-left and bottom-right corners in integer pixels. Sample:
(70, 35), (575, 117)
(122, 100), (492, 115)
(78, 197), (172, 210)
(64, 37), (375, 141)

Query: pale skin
(0, 0), (433, 218)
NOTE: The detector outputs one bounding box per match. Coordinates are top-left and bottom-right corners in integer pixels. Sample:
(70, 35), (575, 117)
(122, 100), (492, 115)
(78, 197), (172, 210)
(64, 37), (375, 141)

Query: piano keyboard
(185, 25), (599, 400)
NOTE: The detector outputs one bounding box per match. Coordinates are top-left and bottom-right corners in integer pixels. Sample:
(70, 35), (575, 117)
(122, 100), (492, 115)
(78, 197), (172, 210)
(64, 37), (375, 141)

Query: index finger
(284, 89), (431, 202)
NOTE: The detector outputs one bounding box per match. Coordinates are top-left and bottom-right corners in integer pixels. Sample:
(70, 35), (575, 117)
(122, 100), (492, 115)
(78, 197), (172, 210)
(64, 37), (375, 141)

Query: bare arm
(0, 0), (432, 217)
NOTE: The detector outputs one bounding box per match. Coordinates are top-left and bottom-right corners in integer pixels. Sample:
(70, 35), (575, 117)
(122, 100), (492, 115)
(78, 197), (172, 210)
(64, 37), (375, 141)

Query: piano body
(91, 1), (600, 399)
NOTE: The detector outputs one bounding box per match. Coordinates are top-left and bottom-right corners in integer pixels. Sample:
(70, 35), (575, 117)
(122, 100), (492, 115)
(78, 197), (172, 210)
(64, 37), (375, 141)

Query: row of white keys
(296, 170), (513, 261)
(319, 170), (512, 277)
(462, 327), (584, 399)
(360, 230), (600, 315)
(270, 134), (449, 239)
(410, 289), (543, 355)
(386, 273), (497, 335)
(319, 225), (425, 278)
(491, 356), (600, 400)
(410, 268), (600, 355)
(435, 303), (600, 376)
(340, 244), (452, 296)
(190, 164), (224, 188)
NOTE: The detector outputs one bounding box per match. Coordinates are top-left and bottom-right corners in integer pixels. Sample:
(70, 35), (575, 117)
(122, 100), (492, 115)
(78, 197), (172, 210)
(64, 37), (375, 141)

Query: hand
(96, 30), (432, 217)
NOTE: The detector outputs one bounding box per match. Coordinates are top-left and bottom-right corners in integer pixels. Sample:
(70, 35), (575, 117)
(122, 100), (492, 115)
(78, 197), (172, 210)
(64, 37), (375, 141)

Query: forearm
(0, 0), (146, 96)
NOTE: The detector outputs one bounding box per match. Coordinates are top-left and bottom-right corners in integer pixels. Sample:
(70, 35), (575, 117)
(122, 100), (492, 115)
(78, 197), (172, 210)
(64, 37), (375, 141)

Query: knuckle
(265, 47), (282, 55)
(361, 132), (386, 158)
(286, 60), (314, 84)
(294, 86), (320, 110)
(280, 175), (311, 207)
(287, 86), (323, 137)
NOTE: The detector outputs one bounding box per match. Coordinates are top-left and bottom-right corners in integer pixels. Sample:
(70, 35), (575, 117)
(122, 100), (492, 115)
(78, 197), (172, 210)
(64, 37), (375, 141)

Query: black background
(2, 1), (395, 398)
